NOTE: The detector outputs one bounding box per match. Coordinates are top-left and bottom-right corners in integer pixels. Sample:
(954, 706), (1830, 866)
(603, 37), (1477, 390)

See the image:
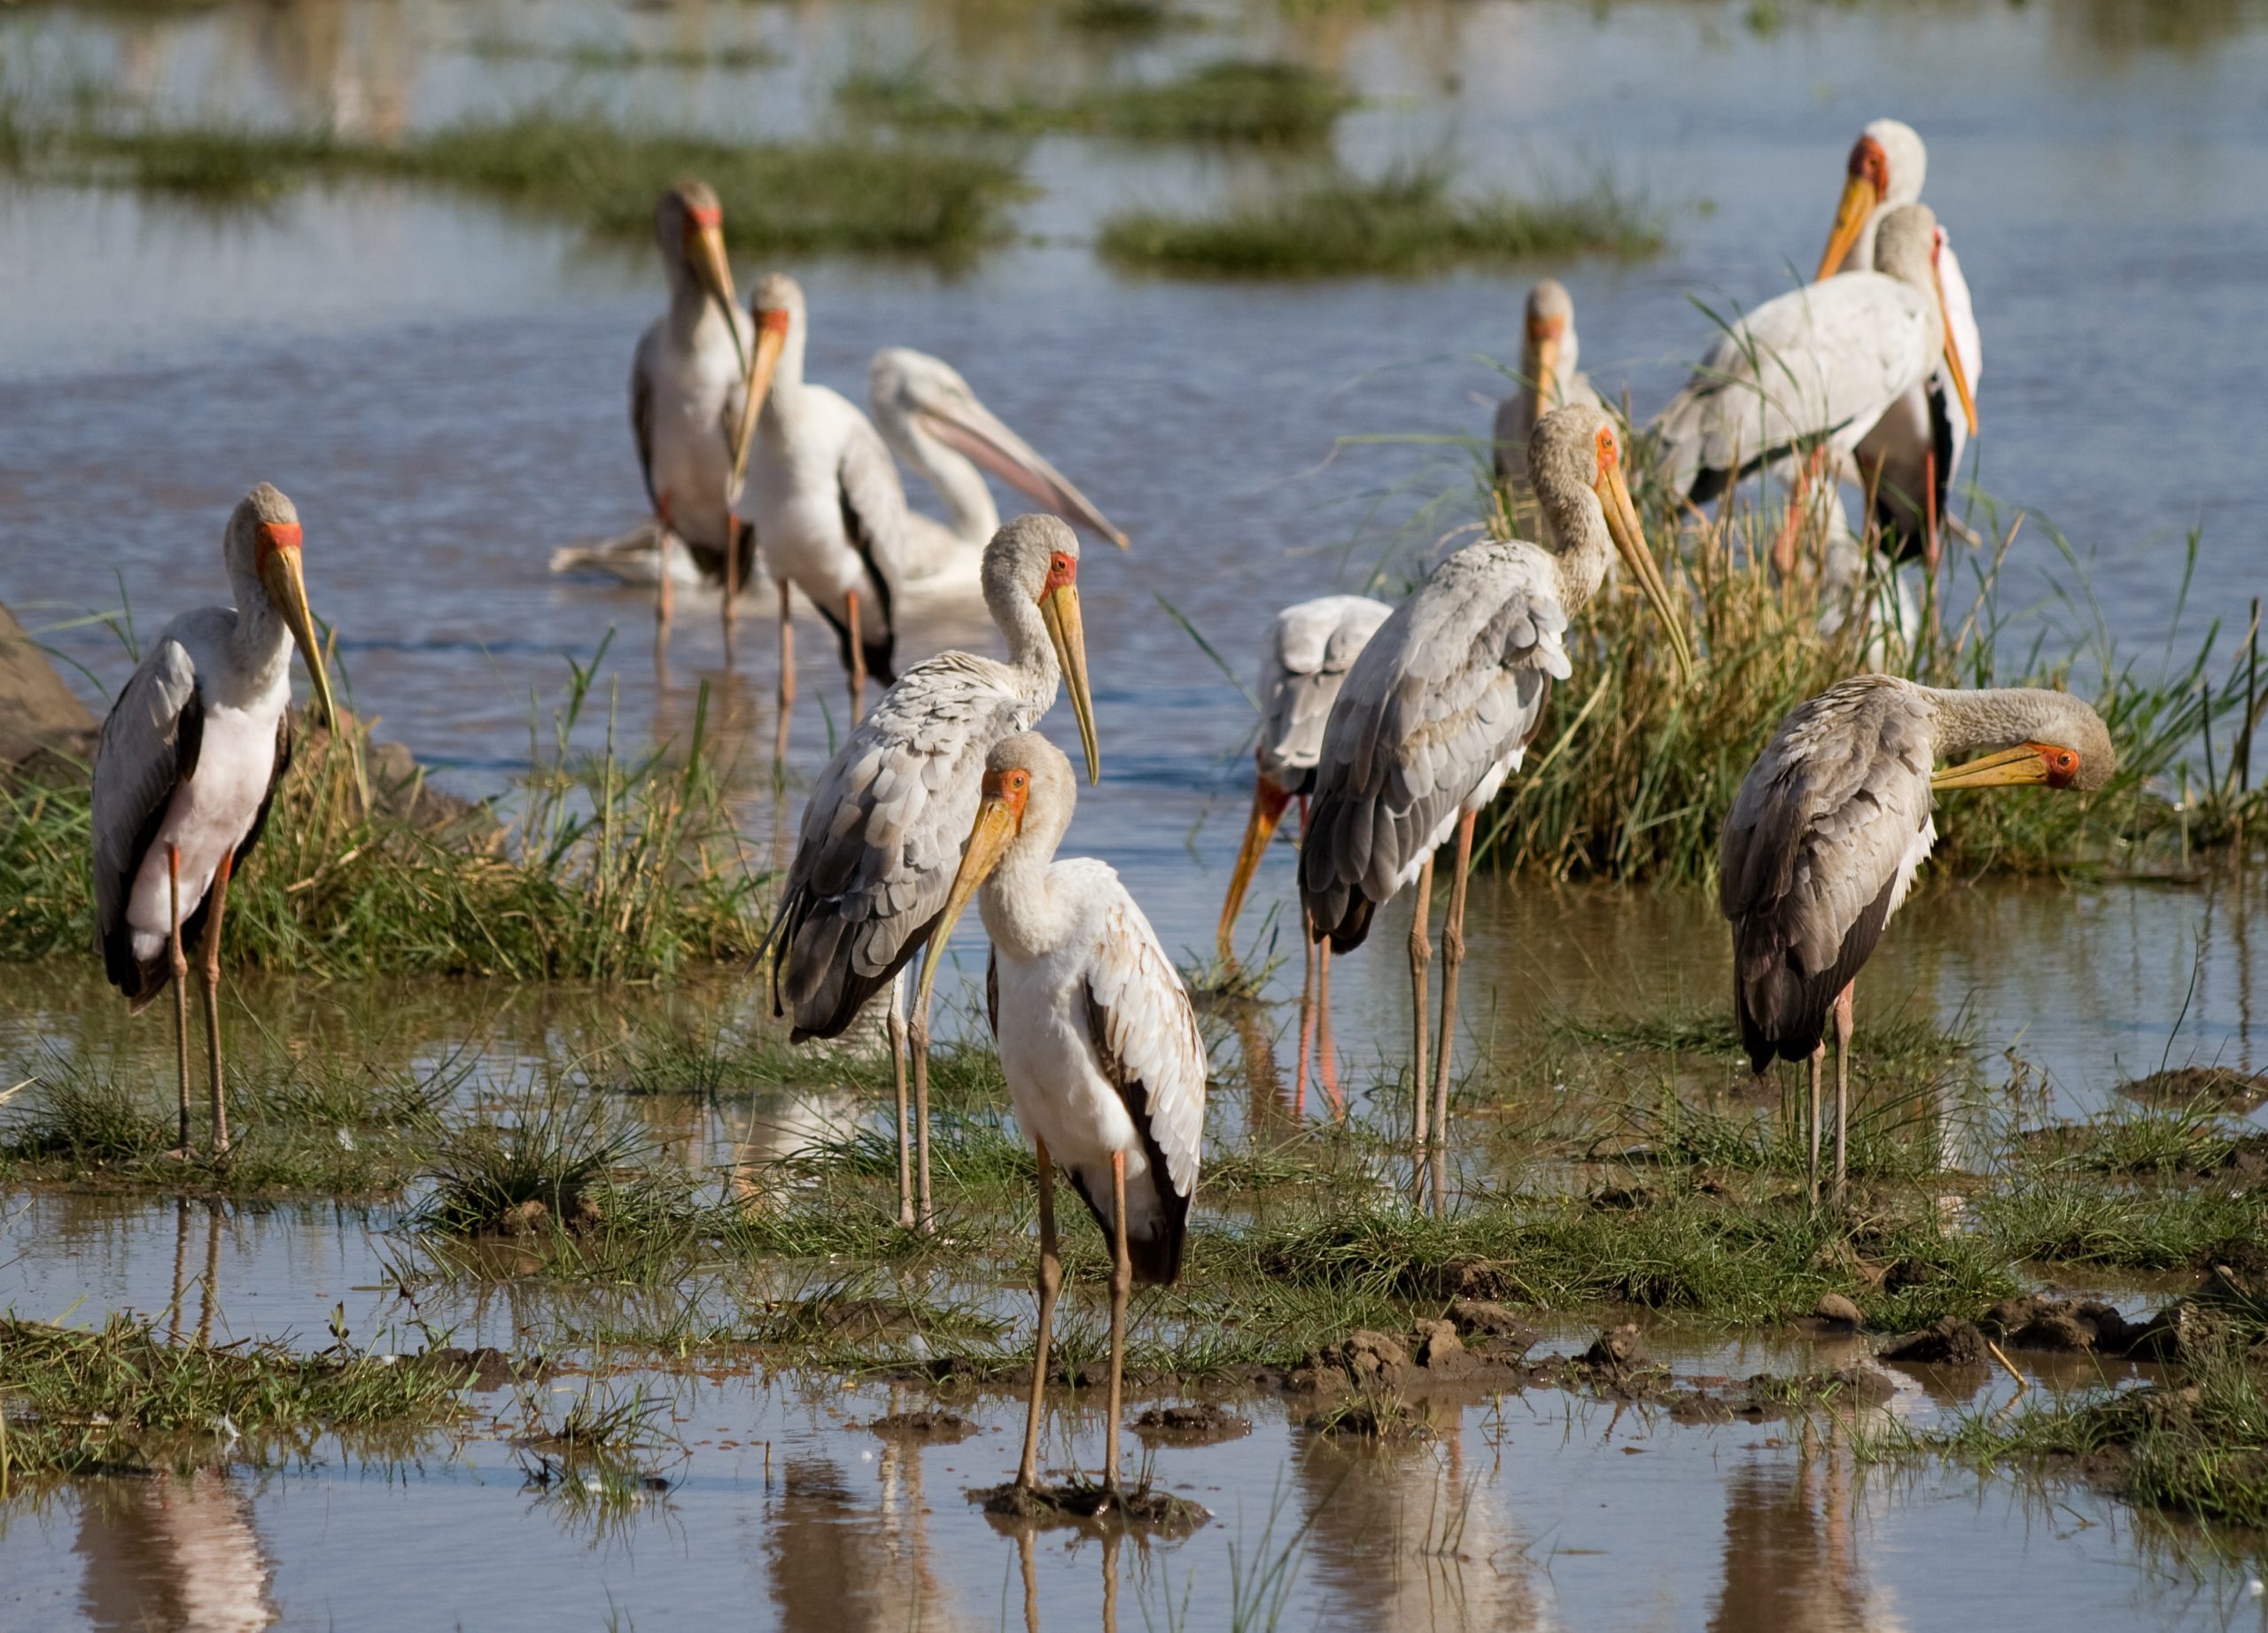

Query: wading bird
(1720, 677), (2112, 1204)
(765, 516), (1099, 1229)
(916, 732), (1204, 1501)
(92, 485), (338, 1156)
(1216, 595), (1392, 1111)
(1492, 280), (1602, 485)
(735, 273), (909, 755)
(630, 181), (758, 647)
(1653, 203), (1976, 576)
(1815, 119), (1984, 568)
(1301, 406), (1693, 1183)
(868, 346), (1129, 579)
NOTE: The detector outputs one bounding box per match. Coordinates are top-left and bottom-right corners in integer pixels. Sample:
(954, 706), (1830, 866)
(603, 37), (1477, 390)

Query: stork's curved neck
(986, 583), (1062, 706)
(1520, 331), (1579, 412)
(978, 801), (1076, 962)
(904, 429), (997, 545)
(1921, 686), (2081, 758)
(1536, 482), (1612, 615)
(770, 315), (809, 396)
(224, 556), (291, 688)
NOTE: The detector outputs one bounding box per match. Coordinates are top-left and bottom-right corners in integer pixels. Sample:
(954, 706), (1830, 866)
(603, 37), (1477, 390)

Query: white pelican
(916, 731), (1206, 1500)
(1216, 594), (1391, 1112)
(1653, 203), (1977, 576)
(92, 484), (338, 1155)
(1721, 678), (2111, 1203)
(1300, 406), (1692, 1176)
(630, 180), (757, 642)
(765, 515), (1099, 1229)
(1491, 279), (1602, 485)
(737, 272), (909, 752)
(1816, 119), (1984, 569)
(867, 346), (1129, 579)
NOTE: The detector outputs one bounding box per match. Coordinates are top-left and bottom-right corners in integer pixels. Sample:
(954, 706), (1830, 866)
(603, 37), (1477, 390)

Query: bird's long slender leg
(1317, 938), (1342, 1120)
(773, 579), (795, 764)
(722, 510), (741, 661)
(887, 972), (913, 1230)
(1016, 1140), (1060, 1491)
(1294, 914), (1316, 1119)
(167, 844), (191, 1154)
(198, 851), (233, 1155)
(1431, 809), (1477, 1162)
(844, 588), (866, 720)
(1922, 448), (1940, 581)
(1105, 1150), (1130, 1498)
(1833, 982), (1855, 1206)
(1772, 447), (1823, 578)
(655, 497), (676, 655)
(1806, 1045), (1824, 1207)
(1409, 854), (1435, 1163)
(908, 967), (934, 1232)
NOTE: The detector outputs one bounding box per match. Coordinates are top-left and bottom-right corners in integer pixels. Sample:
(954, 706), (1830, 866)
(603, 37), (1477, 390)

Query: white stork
(765, 515), (1099, 1229)
(91, 484), (338, 1155)
(1653, 203), (1976, 577)
(735, 272), (910, 756)
(1721, 678), (2111, 1203)
(867, 346), (1129, 582)
(1300, 406), (1692, 1186)
(1216, 594), (1391, 1114)
(916, 731), (1205, 1501)
(1815, 119), (1984, 570)
(1492, 279), (1603, 485)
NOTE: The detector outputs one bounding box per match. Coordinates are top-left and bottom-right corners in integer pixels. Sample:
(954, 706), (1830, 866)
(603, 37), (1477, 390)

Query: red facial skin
(1526, 312), (1567, 346)
(757, 307), (791, 338)
(1847, 133), (1889, 193)
(1040, 552), (1076, 598)
(982, 766), (1033, 830)
(254, 521), (302, 572)
(1592, 424), (1618, 483)
(2031, 743), (2082, 789)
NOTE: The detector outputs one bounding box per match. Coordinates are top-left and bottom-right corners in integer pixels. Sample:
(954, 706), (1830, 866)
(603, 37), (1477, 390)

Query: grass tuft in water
(1099, 162), (1662, 277)
(839, 59), (1353, 146)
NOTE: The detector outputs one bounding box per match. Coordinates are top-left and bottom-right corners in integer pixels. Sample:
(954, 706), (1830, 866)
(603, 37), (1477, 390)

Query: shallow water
(5, 0), (2268, 1625)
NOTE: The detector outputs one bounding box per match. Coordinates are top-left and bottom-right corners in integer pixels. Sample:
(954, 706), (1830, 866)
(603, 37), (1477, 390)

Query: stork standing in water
(734, 273), (908, 757)
(1492, 279), (1602, 486)
(867, 346), (1129, 580)
(917, 732), (1205, 1500)
(629, 181), (757, 649)
(92, 485), (338, 1155)
(766, 517), (1099, 1229)
(1216, 595), (1391, 1113)
(1301, 407), (1692, 1190)
(1721, 678), (2111, 1203)
(1652, 203), (1976, 578)
(1814, 119), (1984, 571)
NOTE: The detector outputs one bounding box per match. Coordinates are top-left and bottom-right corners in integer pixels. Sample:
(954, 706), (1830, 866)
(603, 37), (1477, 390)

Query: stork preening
(1301, 406), (1692, 1192)
(1216, 595), (1391, 1113)
(92, 485), (338, 1156)
(1492, 279), (1603, 486)
(629, 181), (758, 649)
(765, 516), (1099, 1229)
(1720, 678), (2111, 1203)
(1815, 119), (1984, 569)
(916, 732), (1205, 1500)
(1653, 202), (1976, 578)
(868, 346), (1129, 579)
(736, 273), (909, 758)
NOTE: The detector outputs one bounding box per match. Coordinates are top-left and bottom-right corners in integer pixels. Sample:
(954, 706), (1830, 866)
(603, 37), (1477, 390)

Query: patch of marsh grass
(464, 35), (782, 71)
(840, 59), (1352, 146)
(1979, 1177), (2268, 1271)
(416, 1088), (649, 1239)
(1099, 161), (1662, 277)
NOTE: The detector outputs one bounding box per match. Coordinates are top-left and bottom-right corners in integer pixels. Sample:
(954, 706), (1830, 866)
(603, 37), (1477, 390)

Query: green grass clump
(416, 1090), (647, 1239)
(7, 111), (1025, 259)
(0, 1315), (461, 1482)
(1099, 163), (1662, 277)
(0, 665), (769, 981)
(840, 60), (1354, 147)
(465, 35), (782, 71)
(1979, 1176), (2268, 1271)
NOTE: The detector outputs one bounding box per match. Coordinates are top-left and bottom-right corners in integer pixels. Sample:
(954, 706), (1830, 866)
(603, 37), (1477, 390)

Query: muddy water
(6, 0), (2268, 1625)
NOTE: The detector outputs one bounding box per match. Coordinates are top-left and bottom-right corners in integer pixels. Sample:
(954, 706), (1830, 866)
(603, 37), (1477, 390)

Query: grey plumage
(1255, 595), (1393, 795)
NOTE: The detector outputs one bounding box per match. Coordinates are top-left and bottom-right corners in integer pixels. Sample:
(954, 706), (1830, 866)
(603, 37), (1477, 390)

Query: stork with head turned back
(1300, 406), (1693, 1197)
(1721, 677), (2111, 1204)
(92, 484), (338, 1155)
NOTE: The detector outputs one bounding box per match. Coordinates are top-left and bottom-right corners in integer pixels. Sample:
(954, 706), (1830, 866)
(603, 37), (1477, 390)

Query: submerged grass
(839, 59), (1355, 146)
(1099, 162), (1662, 277)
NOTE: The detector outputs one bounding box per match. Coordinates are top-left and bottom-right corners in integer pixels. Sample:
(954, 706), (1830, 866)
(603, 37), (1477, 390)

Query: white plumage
(1492, 278), (1604, 485)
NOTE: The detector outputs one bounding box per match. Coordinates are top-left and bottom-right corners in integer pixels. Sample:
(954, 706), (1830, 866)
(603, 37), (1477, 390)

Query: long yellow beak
(687, 222), (744, 369)
(1216, 774), (1291, 959)
(1530, 331), (1563, 409)
(1931, 261), (1979, 438)
(913, 793), (1020, 1019)
(727, 316), (786, 497)
(1039, 583), (1099, 784)
(1596, 460), (1694, 687)
(1931, 745), (2051, 790)
(260, 545), (338, 732)
(1815, 175), (1877, 282)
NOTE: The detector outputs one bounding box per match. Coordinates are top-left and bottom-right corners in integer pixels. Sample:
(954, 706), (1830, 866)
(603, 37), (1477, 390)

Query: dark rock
(1984, 1296), (2134, 1354)
(1131, 1404), (1250, 1443)
(1815, 1294), (1863, 1329)
(1580, 1323), (1649, 1372)
(871, 1410), (975, 1442)
(1411, 1318), (1474, 1378)
(1879, 1317), (1986, 1367)
(1314, 1329), (1410, 1389)
(1446, 1298), (1534, 1349)
(0, 600), (97, 769)
(2124, 1300), (2230, 1364)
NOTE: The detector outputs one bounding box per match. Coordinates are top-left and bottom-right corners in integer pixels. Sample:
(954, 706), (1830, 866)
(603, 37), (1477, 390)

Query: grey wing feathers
(1082, 875), (1208, 1287)
(629, 332), (660, 515)
(1299, 544), (1570, 952)
(1257, 596), (1392, 789)
(1718, 676), (1936, 1069)
(771, 654), (1031, 1038)
(830, 417), (909, 683)
(91, 638), (200, 1001)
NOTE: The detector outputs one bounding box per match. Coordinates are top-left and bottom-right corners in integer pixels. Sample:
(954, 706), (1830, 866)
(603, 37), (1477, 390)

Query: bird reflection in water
(1707, 1446), (1891, 1633)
